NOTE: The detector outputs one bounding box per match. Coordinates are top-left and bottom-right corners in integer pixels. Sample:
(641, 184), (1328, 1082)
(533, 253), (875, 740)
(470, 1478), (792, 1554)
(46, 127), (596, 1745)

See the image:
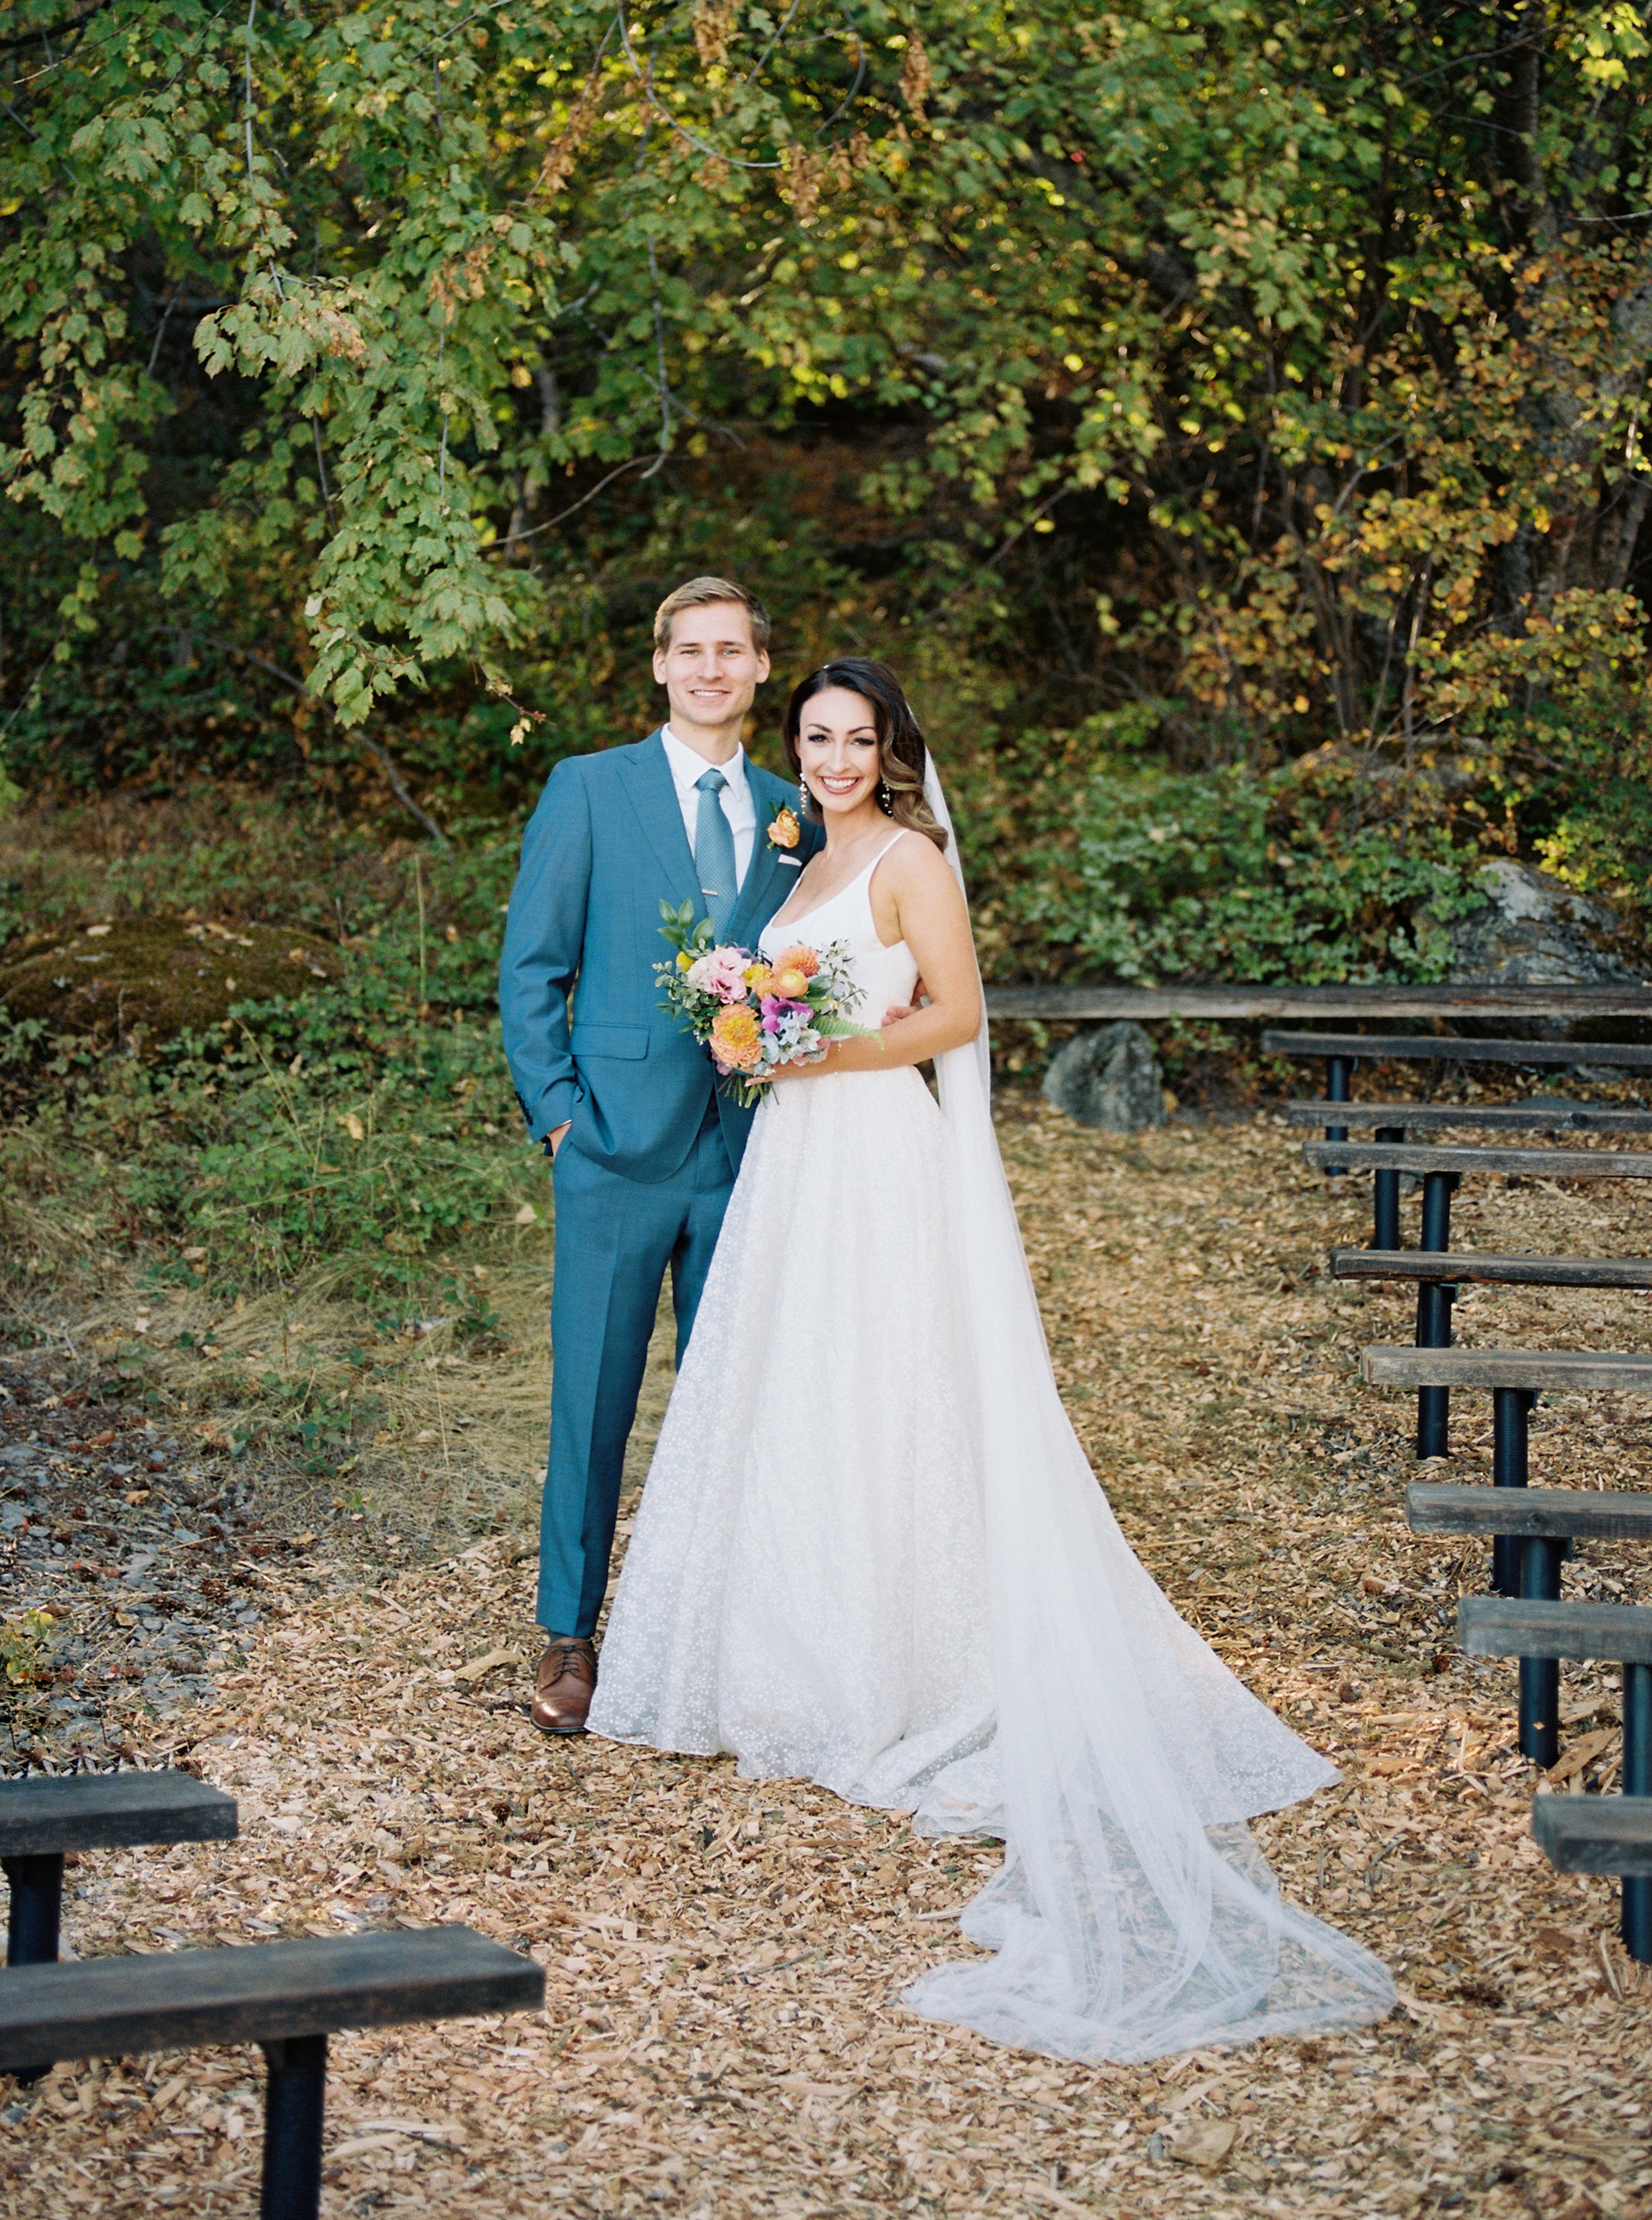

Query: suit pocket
(570, 1024), (650, 1060)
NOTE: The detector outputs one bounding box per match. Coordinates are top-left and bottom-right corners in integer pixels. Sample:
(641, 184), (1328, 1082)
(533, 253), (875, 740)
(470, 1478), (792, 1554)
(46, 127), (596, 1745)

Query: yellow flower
(677, 949), (694, 971)
(767, 806), (801, 851)
(710, 1003), (763, 1072)
(744, 962), (774, 995)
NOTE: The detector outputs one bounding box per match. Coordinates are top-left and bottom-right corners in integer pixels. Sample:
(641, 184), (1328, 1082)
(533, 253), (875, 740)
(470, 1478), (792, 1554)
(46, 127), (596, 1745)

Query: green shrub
(1014, 755), (1489, 984)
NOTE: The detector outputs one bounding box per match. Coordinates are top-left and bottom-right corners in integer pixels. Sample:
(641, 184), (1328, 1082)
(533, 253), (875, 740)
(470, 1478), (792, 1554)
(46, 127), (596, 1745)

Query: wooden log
(1534, 1796), (1652, 1877)
(1303, 1139), (1652, 1177)
(1362, 1345), (1652, 1392)
(1458, 1596), (1652, 1664)
(1332, 1248), (1652, 1289)
(984, 987), (1652, 1021)
(1284, 1100), (1652, 1133)
(1265, 1030), (1652, 1067)
(0, 1926), (544, 2071)
(1406, 1482), (1652, 1541)
(0, 1774), (237, 1858)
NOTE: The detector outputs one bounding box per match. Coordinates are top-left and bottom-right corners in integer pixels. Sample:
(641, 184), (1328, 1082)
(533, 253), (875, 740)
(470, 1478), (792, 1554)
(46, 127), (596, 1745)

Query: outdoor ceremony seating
(1263, 1026), (1652, 1100)
(3, 1772), (239, 1970)
(0, 1925), (544, 2220)
(1408, 1484), (1652, 1757)
(1457, 1597), (1652, 1964)
(1, 1769), (544, 2217)
(1307, 1141), (1652, 1451)
(1533, 1797), (1652, 1961)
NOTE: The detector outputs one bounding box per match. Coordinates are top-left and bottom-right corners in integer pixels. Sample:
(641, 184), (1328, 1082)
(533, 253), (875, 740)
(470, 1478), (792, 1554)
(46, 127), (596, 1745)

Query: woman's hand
(760, 1044), (833, 1084)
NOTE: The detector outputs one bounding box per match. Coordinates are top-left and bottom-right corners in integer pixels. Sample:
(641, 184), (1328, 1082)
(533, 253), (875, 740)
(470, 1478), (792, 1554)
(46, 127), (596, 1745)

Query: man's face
(653, 601), (770, 734)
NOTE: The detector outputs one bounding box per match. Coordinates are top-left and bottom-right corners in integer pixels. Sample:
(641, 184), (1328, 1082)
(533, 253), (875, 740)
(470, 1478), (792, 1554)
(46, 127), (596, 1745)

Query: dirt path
(4, 1104), (1651, 2218)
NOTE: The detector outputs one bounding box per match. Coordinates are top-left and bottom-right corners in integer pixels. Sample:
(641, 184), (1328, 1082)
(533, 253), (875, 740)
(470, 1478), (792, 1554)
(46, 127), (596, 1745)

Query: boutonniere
(767, 802), (802, 852)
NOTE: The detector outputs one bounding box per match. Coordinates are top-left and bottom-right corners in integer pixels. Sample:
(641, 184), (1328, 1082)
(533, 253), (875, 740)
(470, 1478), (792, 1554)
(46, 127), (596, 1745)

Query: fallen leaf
(1168, 2118), (1236, 2169)
(514, 1202), (539, 1225)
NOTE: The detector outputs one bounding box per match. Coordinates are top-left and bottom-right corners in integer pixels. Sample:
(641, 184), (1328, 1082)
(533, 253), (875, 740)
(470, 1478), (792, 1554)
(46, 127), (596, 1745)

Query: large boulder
(1443, 859), (1639, 988)
(1043, 1020), (1168, 1132)
(0, 917), (342, 1046)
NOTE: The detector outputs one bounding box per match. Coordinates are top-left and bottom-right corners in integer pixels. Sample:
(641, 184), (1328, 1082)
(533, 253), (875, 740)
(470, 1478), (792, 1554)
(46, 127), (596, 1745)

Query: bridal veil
(903, 761), (1396, 2061)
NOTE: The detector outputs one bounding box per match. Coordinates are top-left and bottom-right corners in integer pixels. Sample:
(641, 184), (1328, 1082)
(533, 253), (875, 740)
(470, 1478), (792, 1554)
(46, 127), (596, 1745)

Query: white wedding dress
(589, 803), (1395, 2062)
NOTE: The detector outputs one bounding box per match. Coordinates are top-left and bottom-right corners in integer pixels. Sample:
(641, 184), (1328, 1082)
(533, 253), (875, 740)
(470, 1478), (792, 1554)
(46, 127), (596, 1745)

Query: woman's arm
(769, 834), (980, 1079)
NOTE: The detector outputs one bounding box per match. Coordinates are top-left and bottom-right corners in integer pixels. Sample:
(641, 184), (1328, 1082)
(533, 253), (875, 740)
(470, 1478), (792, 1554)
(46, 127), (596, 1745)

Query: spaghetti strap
(769, 829), (912, 937)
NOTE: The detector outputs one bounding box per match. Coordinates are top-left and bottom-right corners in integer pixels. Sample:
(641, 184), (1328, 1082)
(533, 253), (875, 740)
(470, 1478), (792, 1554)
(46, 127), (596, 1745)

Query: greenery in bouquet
(656, 902), (877, 1109)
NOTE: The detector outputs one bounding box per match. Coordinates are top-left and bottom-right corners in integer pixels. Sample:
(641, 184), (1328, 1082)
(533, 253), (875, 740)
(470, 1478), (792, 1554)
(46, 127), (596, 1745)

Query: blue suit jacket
(500, 731), (824, 1183)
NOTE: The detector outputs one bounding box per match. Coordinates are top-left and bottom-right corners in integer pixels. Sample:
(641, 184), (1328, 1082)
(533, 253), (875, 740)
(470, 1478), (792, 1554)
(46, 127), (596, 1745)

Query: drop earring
(798, 777), (811, 816)
(877, 779), (894, 817)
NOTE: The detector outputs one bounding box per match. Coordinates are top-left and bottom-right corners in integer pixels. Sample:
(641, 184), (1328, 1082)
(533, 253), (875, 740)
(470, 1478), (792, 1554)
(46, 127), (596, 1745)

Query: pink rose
(687, 947), (753, 1004)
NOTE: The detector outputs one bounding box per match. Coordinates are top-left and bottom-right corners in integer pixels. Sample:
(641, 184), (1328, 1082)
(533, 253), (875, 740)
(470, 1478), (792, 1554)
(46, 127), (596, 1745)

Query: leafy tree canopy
(3, 0), (1652, 959)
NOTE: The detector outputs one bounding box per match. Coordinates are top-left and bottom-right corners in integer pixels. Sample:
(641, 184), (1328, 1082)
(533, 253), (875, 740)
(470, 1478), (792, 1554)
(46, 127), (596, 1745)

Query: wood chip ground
(6, 1102), (1652, 2217)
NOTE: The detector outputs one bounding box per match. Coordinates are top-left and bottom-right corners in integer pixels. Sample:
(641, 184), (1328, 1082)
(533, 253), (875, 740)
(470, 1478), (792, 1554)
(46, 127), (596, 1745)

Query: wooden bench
(0, 1925), (544, 2219)
(1317, 1145), (1652, 1455)
(1287, 1099), (1652, 1244)
(1265, 1029), (1652, 1085)
(1333, 1250), (1652, 1291)
(990, 987), (1652, 1023)
(1303, 1139), (1652, 1182)
(1459, 1597), (1652, 1961)
(1277, 1029), (1652, 1188)
(2, 1772), (239, 2081)
(1364, 1346), (1652, 1527)
(1409, 1484), (1652, 1763)
(1533, 1796), (1652, 1880)
(1361, 1346), (1652, 1393)
(1285, 1102), (1652, 1135)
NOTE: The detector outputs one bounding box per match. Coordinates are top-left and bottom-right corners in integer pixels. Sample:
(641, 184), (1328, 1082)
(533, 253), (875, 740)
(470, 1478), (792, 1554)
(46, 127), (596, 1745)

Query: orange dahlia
(710, 1003), (763, 1072)
(772, 944), (819, 979)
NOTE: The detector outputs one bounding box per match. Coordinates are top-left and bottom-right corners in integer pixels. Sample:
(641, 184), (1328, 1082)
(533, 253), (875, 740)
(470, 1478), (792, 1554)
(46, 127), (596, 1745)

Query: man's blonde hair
(653, 575), (770, 653)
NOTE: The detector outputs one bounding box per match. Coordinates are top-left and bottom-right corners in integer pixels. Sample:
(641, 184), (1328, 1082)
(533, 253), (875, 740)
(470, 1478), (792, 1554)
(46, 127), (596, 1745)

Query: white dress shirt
(660, 724), (757, 888)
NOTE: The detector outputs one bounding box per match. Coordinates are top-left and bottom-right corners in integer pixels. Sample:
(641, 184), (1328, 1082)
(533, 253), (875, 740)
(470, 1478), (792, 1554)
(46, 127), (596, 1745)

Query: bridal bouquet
(656, 901), (877, 1107)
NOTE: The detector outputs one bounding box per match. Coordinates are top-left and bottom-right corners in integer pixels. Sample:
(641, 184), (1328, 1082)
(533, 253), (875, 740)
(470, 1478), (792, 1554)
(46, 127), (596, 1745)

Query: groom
(500, 576), (823, 1734)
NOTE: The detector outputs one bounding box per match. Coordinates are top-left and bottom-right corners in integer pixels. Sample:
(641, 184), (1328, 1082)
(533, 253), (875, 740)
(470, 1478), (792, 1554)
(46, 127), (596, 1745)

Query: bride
(587, 658), (1394, 2061)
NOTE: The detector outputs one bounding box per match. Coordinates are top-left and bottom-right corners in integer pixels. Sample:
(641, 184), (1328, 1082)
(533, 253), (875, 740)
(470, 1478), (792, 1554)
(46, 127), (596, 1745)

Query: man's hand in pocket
(546, 1121), (572, 1159)
(882, 981), (928, 1026)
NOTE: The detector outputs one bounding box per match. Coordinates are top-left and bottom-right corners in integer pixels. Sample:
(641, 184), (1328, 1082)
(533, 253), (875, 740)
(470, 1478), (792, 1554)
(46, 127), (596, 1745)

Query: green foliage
(0, 800), (544, 1297)
(0, 1609), (56, 1688)
(5, 0), (1652, 969)
(1018, 757), (1490, 985)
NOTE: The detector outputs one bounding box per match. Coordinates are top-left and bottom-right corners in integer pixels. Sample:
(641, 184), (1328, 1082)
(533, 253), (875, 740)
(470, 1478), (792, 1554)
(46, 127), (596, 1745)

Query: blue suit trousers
(537, 1105), (734, 1636)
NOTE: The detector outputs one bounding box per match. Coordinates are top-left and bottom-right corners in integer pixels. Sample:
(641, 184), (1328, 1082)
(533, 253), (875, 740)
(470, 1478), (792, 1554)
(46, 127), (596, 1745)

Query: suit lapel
(619, 732), (702, 921)
(726, 769), (802, 945)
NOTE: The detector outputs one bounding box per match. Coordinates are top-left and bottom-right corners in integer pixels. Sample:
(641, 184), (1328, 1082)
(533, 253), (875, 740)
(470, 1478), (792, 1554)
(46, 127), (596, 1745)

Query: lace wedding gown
(589, 820), (1394, 2061)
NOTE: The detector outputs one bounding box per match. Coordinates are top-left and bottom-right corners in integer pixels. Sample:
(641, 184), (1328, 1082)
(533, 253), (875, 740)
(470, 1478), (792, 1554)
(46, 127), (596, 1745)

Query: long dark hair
(782, 659), (947, 851)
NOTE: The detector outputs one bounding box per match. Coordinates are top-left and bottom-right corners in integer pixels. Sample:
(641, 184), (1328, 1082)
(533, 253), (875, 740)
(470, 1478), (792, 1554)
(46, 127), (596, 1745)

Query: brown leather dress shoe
(531, 1636), (597, 1735)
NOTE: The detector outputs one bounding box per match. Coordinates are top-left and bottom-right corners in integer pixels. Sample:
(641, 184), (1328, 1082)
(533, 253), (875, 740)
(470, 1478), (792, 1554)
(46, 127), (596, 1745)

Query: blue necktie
(694, 767), (738, 940)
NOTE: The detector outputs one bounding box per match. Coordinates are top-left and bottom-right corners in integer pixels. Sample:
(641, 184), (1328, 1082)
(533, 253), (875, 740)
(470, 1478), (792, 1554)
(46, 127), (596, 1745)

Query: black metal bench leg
(1371, 1126), (1404, 1250)
(261, 2034), (328, 2220)
(3, 1851), (63, 2086)
(1624, 1664), (1652, 1966)
(3, 1852), (63, 1968)
(1492, 1388), (1536, 1597)
(1324, 1055), (1353, 1176)
(1415, 1170), (1455, 1459)
(1517, 1535), (1561, 1768)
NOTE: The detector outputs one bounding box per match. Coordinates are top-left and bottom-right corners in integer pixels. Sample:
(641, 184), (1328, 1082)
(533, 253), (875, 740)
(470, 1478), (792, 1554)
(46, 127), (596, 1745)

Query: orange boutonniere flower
(767, 804), (801, 851)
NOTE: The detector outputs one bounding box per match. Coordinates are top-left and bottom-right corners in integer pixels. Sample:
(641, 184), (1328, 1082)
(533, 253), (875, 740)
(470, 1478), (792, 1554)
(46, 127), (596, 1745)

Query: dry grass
(11, 1219), (681, 1547)
(7, 1099), (1652, 2217)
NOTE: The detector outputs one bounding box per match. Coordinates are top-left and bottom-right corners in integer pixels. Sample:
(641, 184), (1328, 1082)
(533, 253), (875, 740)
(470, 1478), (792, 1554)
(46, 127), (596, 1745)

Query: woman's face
(796, 687), (882, 823)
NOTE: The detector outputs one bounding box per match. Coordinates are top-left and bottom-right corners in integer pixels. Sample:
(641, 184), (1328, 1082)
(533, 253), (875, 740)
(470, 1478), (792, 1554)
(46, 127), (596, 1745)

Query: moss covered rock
(0, 917), (342, 1043)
